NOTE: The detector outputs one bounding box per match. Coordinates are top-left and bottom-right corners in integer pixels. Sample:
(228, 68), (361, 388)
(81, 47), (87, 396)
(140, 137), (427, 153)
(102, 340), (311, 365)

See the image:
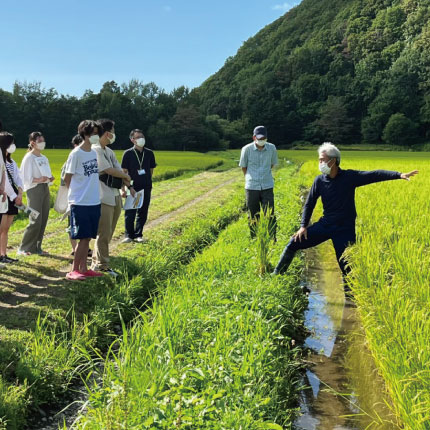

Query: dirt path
(109, 176), (238, 250)
(0, 176), (240, 322)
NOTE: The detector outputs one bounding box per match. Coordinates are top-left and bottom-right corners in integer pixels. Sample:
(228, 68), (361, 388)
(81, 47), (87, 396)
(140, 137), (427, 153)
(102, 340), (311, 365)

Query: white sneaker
(102, 268), (119, 277)
(134, 237), (145, 243)
(121, 237), (133, 244)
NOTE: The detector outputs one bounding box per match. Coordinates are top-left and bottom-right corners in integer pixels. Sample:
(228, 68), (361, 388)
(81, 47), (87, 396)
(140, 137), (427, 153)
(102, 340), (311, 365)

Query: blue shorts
(70, 204), (101, 240)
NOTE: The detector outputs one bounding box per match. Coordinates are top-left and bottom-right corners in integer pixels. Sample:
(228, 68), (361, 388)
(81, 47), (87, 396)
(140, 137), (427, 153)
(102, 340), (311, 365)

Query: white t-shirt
(20, 153), (53, 191)
(65, 147), (100, 206)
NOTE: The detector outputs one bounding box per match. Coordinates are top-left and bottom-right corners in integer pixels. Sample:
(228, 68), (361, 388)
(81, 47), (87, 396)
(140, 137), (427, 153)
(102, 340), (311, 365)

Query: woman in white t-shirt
(18, 131), (55, 255)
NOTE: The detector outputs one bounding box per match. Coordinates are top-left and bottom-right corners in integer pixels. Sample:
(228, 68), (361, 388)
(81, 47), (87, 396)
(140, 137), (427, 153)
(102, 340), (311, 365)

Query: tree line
(196, 0), (430, 148)
(0, 80), (249, 151)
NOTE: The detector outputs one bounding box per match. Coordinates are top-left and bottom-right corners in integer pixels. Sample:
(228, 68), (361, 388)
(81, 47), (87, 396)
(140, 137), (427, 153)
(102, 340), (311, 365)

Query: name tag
(138, 169), (146, 175)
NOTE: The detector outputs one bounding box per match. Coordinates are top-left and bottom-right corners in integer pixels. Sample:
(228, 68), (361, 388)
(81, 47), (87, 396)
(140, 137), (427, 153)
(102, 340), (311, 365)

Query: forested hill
(195, 0), (430, 147)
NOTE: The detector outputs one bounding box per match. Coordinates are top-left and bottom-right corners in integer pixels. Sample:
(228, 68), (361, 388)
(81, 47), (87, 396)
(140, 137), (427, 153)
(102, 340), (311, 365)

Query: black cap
(253, 126), (267, 139)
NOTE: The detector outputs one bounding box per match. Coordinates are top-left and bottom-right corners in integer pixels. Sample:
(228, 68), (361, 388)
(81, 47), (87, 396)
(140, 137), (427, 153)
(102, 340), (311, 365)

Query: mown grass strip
(73, 166), (309, 429)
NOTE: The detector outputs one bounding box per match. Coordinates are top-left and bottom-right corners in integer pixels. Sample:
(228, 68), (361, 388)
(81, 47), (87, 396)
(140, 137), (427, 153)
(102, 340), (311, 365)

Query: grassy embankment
(0, 155), (243, 429)
(296, 151), (430, 429)
(71, 165), (309, 429)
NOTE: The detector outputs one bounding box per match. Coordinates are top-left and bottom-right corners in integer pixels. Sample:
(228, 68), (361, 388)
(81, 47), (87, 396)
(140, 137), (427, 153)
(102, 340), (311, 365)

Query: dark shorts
(70, 204), (101, 240)
(5, 197), (18, 216)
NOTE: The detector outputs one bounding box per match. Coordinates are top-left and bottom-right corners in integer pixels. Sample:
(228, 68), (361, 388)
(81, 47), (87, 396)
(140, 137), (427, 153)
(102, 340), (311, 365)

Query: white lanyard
(133, 148), (145, 170)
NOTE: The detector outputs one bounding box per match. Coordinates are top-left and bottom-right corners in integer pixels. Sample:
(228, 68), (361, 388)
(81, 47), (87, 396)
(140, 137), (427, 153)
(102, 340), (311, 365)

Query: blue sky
(1, 0), (301, 96)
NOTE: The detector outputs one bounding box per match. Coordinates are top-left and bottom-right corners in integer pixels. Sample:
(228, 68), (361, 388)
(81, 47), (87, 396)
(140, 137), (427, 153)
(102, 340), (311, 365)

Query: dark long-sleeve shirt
(301, 168), (401, 228)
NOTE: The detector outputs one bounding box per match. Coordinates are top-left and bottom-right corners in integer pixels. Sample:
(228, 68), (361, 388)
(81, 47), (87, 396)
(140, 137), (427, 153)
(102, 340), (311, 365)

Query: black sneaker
(0, 255), (16, 264)
(4, 255), (18, 263)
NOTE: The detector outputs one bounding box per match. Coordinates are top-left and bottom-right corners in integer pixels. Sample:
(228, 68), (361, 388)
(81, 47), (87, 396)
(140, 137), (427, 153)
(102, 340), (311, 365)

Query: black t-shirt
(121, 147), (157, 191)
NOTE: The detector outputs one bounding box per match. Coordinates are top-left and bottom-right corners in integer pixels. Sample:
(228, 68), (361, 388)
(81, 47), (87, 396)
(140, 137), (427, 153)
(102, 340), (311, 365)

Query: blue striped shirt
(239, 142), (278, 190)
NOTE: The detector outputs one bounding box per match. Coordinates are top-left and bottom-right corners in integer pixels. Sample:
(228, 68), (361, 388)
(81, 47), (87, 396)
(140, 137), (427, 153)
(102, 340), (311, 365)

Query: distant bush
(382, 113), (419, 147)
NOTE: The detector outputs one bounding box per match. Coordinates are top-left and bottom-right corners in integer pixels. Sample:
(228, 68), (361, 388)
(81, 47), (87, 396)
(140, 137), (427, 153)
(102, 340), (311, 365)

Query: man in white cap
(239, 125), (278, 239)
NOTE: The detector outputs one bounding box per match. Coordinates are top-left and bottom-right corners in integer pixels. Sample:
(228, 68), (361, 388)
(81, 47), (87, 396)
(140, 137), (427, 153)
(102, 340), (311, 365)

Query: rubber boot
(272, 248), (295, 275)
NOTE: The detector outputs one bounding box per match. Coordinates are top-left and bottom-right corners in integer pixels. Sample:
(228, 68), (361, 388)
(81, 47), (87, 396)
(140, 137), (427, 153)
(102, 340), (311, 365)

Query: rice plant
(254, 207), (276, 275)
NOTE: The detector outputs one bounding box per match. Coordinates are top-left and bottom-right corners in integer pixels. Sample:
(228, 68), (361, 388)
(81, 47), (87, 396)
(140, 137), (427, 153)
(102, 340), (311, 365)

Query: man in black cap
(239, 126), (278, 238)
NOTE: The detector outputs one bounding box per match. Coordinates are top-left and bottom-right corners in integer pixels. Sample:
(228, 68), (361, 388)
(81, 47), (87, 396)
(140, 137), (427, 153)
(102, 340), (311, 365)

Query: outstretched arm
(354, 170), (401, 187)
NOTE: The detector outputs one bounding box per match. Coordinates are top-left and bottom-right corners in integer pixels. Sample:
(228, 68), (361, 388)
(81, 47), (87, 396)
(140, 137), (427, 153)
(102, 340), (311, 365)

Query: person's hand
(123, 174), (131, 183)
(121, 190), (127, 198)
(130, 188), (136, 197)
(400, 170), (419, 180)
(14, 195), (22, 206)
(39, 176), (49, 183)
(293, 226), (307, 242)
(50, 176), (55, 182)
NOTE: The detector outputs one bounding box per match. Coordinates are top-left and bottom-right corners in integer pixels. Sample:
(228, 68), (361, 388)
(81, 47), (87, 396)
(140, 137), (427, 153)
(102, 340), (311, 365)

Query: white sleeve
(0, 152), (5, 191)
(20, 155), (34, 190)
(4, 172), (17, 201)
(65, 151), (78, 175)
(13, 161), (24, 190)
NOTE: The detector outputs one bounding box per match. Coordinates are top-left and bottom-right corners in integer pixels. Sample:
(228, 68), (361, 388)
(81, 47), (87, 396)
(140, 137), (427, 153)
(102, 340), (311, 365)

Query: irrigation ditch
(295, 244), (399, 430)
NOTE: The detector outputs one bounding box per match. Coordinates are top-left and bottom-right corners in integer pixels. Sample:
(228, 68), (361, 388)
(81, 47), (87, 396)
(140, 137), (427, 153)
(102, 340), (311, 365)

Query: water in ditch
(295, 245), (400, 430)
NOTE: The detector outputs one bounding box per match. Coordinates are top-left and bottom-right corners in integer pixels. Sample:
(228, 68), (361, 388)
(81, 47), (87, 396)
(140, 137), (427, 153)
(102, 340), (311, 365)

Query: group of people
(240, 126), (418, 295)
(0, 119), (156, 281)
(0, 118), (419, 288)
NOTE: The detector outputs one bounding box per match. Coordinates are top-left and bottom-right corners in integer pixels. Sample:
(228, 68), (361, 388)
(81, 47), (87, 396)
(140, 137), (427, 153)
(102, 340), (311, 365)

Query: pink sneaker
(66, 271), (86, 281)
(82, 269), (103, 277)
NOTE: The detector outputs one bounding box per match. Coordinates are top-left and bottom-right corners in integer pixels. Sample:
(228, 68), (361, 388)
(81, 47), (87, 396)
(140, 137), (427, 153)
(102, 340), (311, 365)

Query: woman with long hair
(0, 132), (23, 262)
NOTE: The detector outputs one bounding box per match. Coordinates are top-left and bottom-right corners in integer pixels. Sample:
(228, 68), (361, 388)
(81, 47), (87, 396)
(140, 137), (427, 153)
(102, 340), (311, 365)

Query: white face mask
(319, 161), (332, 175)
(108, 133), (116, 144)
(255, 138), (267, 147)
(136, 138), (145, 148)
(89, 135), (100, 145)
(7, 144), (16, 154)
(36, 141), (46, 151)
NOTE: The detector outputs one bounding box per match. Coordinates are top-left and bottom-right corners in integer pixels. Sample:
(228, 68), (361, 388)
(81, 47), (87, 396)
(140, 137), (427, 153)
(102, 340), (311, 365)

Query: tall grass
(0, 178), (244, 426)
(72, 166), (308, 429)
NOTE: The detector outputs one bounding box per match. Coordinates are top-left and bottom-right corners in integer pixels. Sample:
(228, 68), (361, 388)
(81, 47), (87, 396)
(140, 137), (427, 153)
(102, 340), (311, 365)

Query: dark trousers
(245, 188), (277, 238)
(284, 220), (356, 276)
(124, 188), (152, 239)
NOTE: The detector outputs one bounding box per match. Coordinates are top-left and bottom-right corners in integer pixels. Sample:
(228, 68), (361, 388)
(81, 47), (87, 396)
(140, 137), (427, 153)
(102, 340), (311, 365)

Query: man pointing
(272, 142), (418, 294)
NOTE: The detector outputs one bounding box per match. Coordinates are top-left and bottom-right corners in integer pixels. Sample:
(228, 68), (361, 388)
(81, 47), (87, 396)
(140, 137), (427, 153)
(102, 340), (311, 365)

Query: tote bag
(54, 185), (69, 214)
